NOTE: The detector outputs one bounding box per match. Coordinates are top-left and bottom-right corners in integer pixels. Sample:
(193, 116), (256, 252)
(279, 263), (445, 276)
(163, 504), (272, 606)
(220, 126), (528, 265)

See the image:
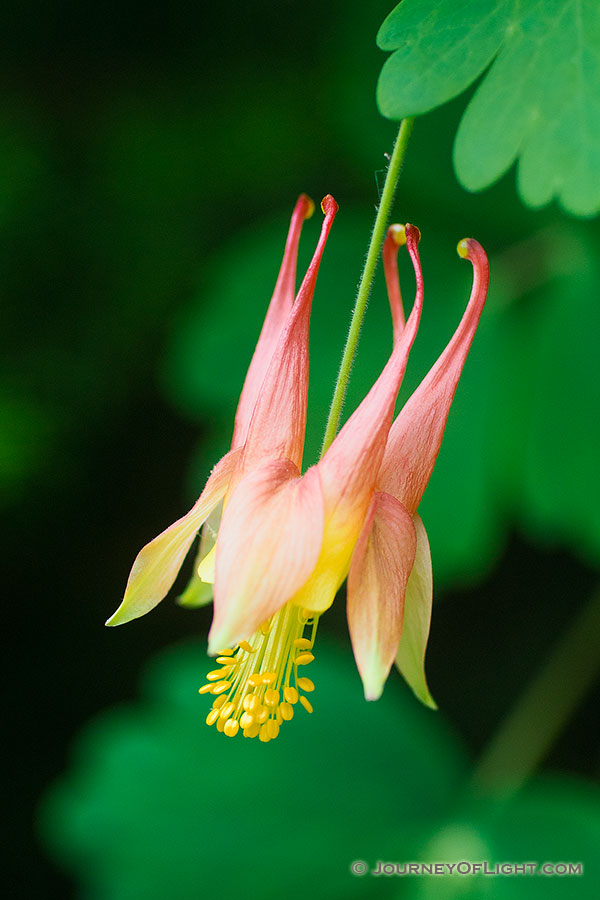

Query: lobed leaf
(377, 0), (600, 217)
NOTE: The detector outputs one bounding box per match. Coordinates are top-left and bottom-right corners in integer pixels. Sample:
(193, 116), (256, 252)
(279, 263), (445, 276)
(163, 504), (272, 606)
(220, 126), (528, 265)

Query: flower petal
(232, 194), (314, 449)
(195, 543), (215, 583)
(347, 491), (417, 701)
(176, 571), (213, 609)
(378, 238), (490, 515)
(395, 514), (437, 709)
(318, 224), (423, 516)
(293, 225), (423, 613)
(209, 460), (324, 652)
(105, 449), (240, 627)
(290, 490), (364, 614)
(236, 196), (338, 479)
(176, 503), (222, 608)
(383, 223), (407, 344)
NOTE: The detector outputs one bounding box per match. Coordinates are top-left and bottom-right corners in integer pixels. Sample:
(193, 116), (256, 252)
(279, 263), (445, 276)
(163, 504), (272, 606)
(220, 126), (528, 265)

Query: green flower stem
(472, 587), (600, 796)
(319, 117), (414, 458)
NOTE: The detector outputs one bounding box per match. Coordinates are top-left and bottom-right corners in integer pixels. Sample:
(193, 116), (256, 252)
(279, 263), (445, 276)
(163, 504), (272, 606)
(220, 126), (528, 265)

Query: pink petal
(318, 224), (423, 521)
(378, 238), (489, 515)
(347, 491), (417, 701)
(383, 223), (407, 344)
(235, 196), (338, 481)
(209, 459), (324, 652)
(396, 513), (437, 709)
(232, 194), (314, 449)
(292, 226), (422, 615)
(105, 448), (240, 627)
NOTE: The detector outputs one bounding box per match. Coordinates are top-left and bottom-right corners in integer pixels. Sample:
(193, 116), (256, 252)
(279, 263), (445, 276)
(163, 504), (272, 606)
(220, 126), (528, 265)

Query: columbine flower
(107, 196), (489, 743)
(347, 230), (489, 706)
(106, 193), (336, 629)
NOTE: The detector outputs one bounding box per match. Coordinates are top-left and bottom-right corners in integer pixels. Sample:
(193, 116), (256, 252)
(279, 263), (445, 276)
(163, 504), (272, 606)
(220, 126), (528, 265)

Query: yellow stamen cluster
(199, 603), (318, 742)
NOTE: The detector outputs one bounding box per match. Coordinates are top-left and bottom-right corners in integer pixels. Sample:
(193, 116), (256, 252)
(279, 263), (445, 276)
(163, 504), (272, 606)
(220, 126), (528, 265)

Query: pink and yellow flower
(107, 195), (489, 742)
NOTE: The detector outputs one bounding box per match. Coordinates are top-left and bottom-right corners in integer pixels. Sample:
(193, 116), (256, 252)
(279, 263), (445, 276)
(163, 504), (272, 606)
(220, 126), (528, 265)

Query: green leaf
(377, 1), (509, 117)
(403, 779), (600, 898)
(377, 0), (600, 217)
(39, 642), (600, 899)
(39, 639), (465, 900)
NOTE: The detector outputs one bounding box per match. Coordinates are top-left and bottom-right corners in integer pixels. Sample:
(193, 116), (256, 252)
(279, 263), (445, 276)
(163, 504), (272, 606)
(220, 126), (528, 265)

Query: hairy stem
(320, 117), (414, 457)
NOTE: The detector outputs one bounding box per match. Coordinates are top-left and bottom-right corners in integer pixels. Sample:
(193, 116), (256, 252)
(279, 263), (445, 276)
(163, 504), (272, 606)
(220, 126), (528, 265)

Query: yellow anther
(200, 602), (321, 739)
(240, 712), (254, 729)
(219, 702), (235, 720)
(244, 693), (260, 713)
(206, 709), (220, 726)
(224, 718), (240, 737)
(264, 688), (280, 707)
(207, 668), (230, 681)
(267, 719), (280, 740)
(293, 638), (312, 649)
(280, 702), (294, 721)
(284, 686), (299, 704)
(300, 696), (313, 714)
(457, 238), (470, 259)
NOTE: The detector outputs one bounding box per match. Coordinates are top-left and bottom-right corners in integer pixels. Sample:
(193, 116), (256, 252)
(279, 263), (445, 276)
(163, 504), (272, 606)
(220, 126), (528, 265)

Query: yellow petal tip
(364, 689), (383, 702)
(362, 673), (385, 702)
(416, 688), (438, 710)
(104, 602), (138, 627)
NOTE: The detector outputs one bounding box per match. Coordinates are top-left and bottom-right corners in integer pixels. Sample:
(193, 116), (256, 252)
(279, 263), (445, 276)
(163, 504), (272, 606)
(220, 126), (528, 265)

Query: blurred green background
(3, 1), (599, 898)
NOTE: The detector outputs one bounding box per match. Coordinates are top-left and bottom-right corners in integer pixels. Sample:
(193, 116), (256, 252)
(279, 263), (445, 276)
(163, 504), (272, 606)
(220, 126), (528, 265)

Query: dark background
(3, 2), (598, 898)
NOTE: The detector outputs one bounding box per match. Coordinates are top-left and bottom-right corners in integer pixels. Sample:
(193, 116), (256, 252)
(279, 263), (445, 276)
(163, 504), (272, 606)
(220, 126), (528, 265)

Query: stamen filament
(199, 602), (319, 741)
